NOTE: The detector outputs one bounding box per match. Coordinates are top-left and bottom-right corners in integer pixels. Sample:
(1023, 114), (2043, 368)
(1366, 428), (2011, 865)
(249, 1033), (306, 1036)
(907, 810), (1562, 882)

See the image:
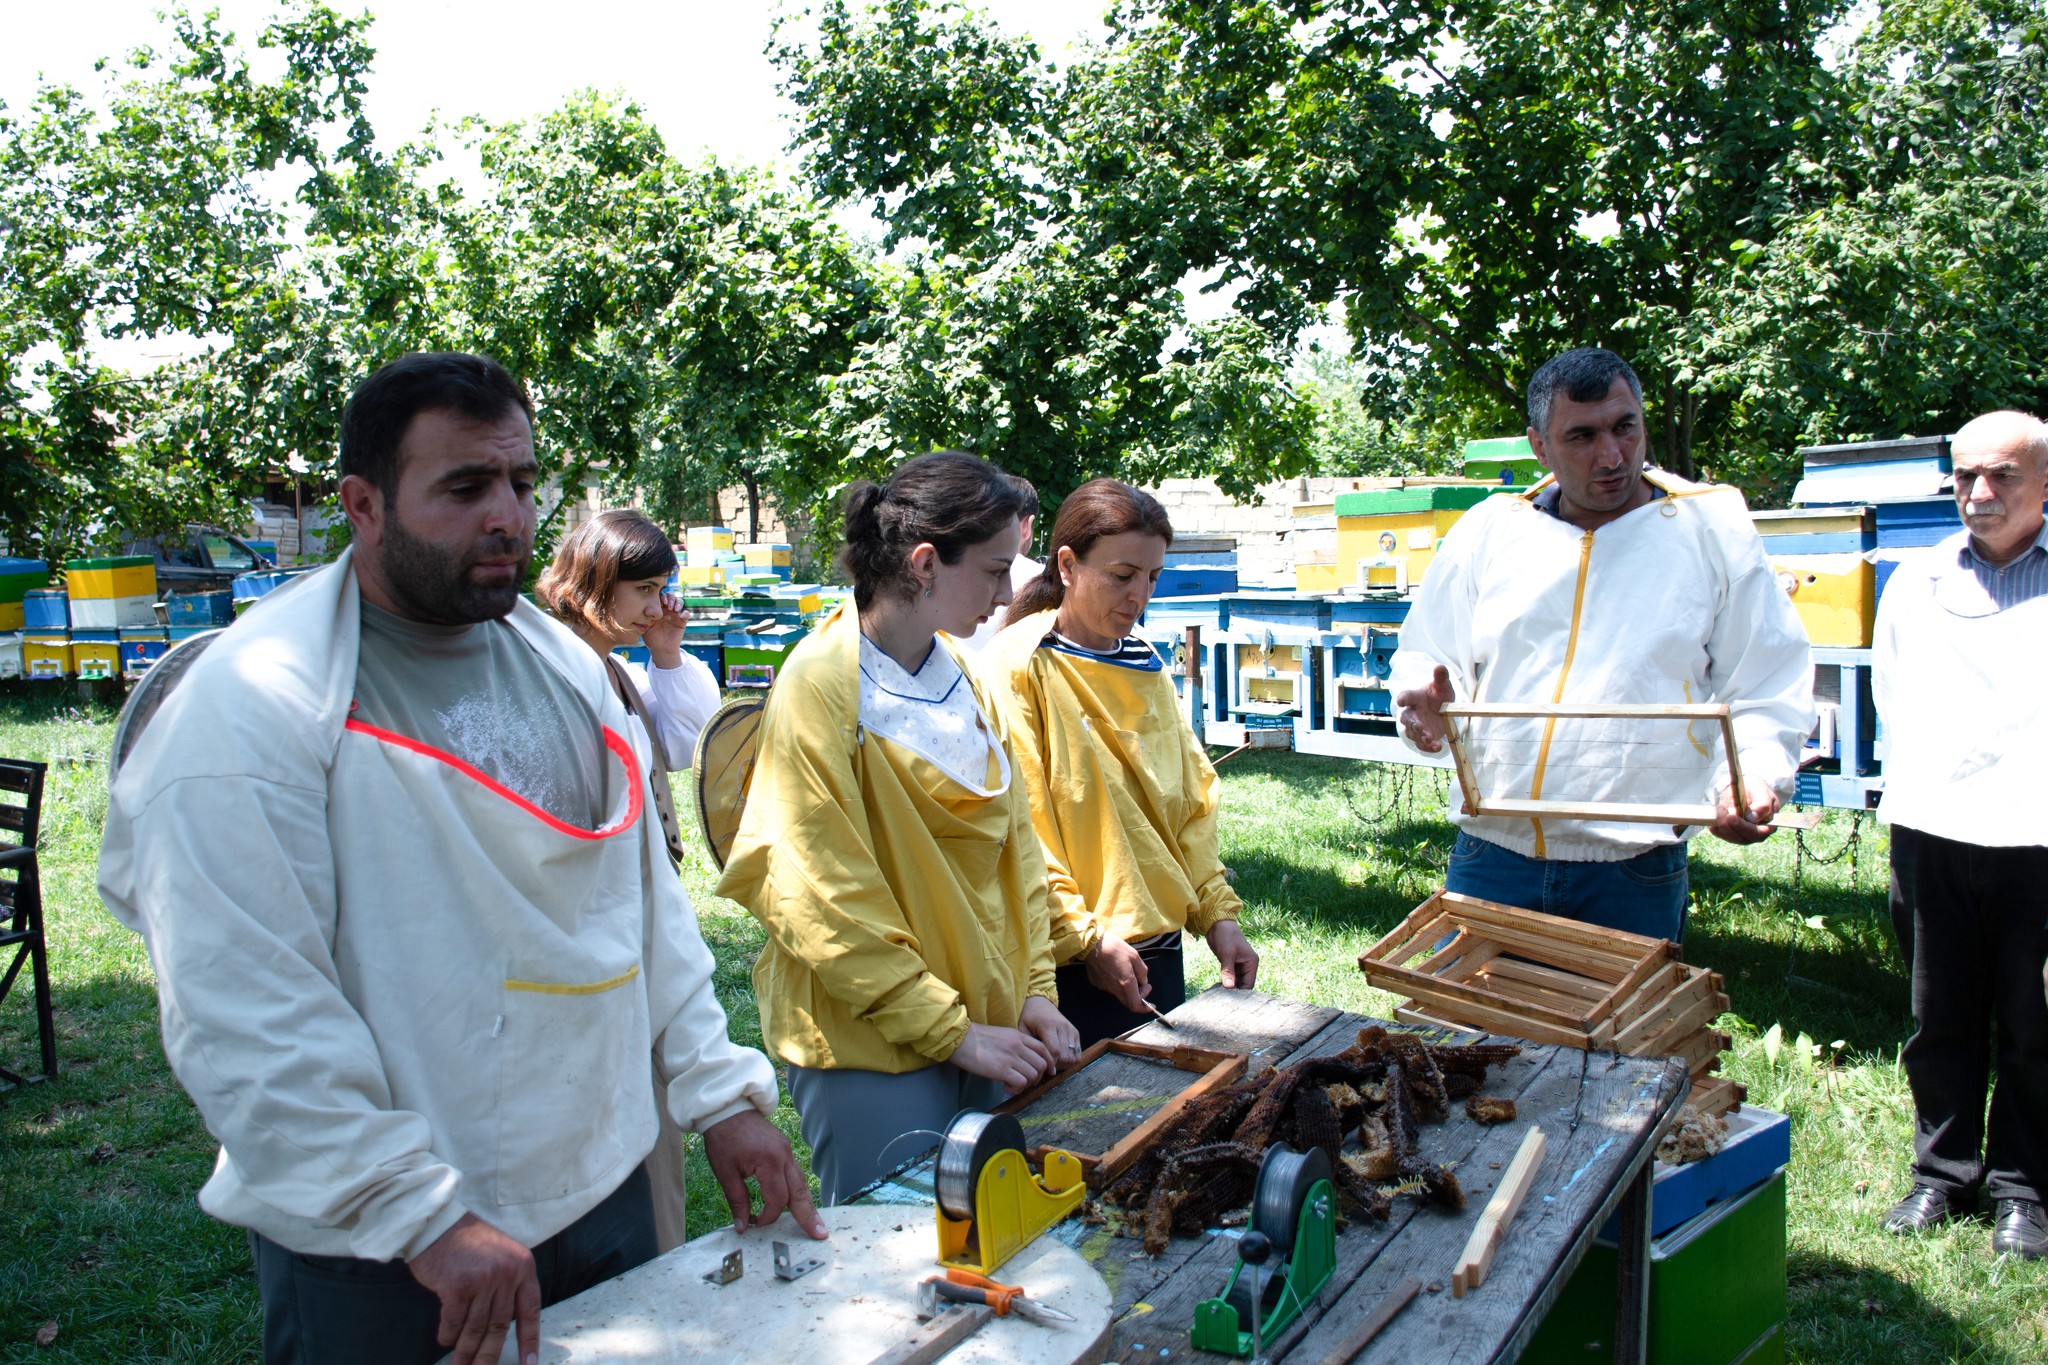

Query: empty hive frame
(1438, 700), (1820, 831)
(1358, 890), (1742, 1115)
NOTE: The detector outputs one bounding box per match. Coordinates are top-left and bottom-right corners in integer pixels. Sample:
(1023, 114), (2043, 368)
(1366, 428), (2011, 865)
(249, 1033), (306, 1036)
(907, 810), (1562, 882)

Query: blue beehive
(22, 587), (68, 631)
(165, 589), (236, 627)
(1153, 566), (1238, 598)
(1873, 497), (1963, 548)
(1143, 595), (1228, 634)
(1225, 592), (1331, 634)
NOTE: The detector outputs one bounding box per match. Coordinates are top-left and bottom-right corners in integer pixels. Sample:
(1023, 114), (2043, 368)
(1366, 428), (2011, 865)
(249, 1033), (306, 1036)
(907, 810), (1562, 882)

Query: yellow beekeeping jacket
(982, 610), (1241, 965)
(716, 605), (1057, 1072)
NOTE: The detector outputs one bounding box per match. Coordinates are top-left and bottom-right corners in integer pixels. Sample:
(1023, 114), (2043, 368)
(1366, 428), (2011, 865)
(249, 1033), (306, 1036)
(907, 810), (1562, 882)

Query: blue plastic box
(1328, 597), (1411, 627)
(1597, 1105), (1791, 1242)
(683, 642), (723, 674)
(611, 644), (651, 666)
(1873, 497), (1962, 549)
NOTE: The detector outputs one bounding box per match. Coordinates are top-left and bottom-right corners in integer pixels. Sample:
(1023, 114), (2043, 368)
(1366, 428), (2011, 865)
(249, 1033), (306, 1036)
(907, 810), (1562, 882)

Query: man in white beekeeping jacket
(99, 352), (826, 1365)
(1390, 347), (1813, 943)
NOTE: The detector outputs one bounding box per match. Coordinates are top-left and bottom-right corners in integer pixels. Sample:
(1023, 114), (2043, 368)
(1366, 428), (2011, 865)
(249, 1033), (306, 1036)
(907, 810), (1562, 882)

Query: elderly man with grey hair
(1391, 346), (1813, 944)
(1875, 409), (2048, 1259)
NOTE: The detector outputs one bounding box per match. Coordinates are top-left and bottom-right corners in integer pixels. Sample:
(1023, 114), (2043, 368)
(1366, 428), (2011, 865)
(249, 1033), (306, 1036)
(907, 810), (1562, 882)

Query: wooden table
(859, 985), (1687, 1365)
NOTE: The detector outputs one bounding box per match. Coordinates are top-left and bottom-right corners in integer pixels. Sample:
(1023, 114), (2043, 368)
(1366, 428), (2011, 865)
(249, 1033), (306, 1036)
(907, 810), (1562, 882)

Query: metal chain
(1792, 809), (1868, 887)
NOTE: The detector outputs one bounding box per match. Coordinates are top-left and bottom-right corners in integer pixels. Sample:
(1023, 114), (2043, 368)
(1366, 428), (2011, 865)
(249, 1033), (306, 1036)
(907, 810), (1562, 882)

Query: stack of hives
(1358, 890), (1741, 1116)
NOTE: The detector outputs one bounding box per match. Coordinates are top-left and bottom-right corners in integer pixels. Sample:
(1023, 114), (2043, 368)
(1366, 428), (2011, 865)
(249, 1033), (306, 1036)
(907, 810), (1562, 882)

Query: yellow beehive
(1771, 554), (1875, 647)
(739, 542), (793, 567)
(685, 526), (736, 565)
(1235, 643), (1304, 677)
(65, 556), (157, 599)
(677, 564), (727, 587)
(1334, 487), (1497, 589)
(1294, 562), (1342, 592)
(22, 635), (73, 679)
(0, 602), (21, 633)
(73, 638), (122, 680)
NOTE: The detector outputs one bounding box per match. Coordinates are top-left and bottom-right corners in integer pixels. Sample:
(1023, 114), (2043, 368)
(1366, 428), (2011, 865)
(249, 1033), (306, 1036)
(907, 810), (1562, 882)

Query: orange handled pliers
(925, 1268), (1078, 1326)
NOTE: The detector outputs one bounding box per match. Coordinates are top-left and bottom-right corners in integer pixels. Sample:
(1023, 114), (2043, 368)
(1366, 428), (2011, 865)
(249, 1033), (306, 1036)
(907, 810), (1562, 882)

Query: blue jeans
(1444, 831), (1690, 944)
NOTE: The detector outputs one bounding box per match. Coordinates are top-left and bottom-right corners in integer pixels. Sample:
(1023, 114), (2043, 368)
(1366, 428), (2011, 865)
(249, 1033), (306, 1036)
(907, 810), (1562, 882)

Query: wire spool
(935, 1110), (1027, 1221)
(1226, 1143), (1336, 1327)
(1251, 1142), (1334, 1243)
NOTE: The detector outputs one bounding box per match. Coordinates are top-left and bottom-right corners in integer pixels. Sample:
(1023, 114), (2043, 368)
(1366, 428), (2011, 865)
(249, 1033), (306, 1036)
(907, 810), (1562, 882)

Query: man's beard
(380, 506), (530, 625)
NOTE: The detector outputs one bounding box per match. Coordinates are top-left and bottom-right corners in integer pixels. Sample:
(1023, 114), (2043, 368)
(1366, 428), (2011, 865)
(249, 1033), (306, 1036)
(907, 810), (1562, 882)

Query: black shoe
(1883, 1185), (1964, 1235)
(1992, 1199), (2048, 1259)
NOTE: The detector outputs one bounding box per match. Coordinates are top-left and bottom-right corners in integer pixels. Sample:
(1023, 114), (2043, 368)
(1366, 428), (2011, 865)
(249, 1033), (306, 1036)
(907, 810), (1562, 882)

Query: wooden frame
(1360, 890), (1744, 1115)
(1440, 700), (1738, 827)
(997, 1037), (1248, 1190)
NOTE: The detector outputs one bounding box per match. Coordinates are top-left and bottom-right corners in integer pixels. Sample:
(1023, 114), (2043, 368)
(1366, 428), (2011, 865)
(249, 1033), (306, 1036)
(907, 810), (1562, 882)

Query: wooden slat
(1471, 795), (1722, 826)
(1438, 892), (1668, 960)
(1441, 701), (1730, 721)
(1068, 1048), (1247, 1190)
(1474, 957), (1611, 1005)
(1451, 1125), (1549, 1297)
(0, 806), (28, 834)
(1388, 989), (1595, 1050)
(1359, 893), (1450, 965)
(1360, 962), (1592, 1033)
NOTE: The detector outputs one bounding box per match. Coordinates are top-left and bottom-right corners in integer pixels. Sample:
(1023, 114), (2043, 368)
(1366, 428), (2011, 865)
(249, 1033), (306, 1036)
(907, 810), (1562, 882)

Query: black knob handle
(1239, 1231), (1272, 1266)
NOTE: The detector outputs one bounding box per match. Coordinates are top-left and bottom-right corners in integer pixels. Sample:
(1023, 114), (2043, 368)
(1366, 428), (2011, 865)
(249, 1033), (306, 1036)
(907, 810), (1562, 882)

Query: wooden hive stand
(1358, 890), (1743, 1115)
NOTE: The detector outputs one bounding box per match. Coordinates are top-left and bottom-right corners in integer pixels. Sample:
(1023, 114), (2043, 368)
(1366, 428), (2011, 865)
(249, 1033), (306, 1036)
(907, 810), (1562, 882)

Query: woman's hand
(643, 591), (689, 667)
(1084, 933), (1151, 1012)
(1019, 995), (1082, 1070)
(951, 1022), (1056, 1094)
(1207, 920), (1259, 989)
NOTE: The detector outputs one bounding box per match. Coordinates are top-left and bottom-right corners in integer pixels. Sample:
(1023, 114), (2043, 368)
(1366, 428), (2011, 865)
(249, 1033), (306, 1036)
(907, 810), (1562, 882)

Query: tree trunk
(707, 491), (723, 527)
(743, 471), (761, 542)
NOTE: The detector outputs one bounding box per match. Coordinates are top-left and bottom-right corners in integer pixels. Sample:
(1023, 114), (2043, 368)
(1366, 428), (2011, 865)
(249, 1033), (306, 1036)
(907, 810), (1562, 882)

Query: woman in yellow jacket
(717, 451), (1081, 1203)
(985, 478), (1259, 1046)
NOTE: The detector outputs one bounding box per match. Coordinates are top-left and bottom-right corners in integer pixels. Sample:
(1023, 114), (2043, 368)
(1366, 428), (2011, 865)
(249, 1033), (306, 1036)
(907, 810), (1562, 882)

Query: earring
(924, 585), (935, 598)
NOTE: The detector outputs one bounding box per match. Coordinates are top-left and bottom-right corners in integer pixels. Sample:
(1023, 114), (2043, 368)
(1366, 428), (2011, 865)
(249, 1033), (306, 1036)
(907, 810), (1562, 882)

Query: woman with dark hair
(537, 510), (721, 791)
(716, 451), (1081, 1203)
(986, 478), (1259, 1046)
(537, 509), (722, 1249)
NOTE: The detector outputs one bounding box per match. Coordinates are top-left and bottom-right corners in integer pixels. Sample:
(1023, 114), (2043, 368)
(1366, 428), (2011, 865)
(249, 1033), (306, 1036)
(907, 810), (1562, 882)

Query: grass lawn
(1, 683), (2042, 1362)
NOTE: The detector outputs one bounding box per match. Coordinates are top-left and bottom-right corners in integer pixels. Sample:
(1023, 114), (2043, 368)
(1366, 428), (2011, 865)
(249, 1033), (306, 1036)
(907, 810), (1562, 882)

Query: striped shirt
(1935, 523), (2048, 616)
(1042, 630), (1164, 671)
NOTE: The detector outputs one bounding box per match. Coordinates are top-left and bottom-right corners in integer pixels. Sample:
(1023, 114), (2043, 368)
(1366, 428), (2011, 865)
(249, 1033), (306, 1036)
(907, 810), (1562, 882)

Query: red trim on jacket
(343, 717), (643, 840)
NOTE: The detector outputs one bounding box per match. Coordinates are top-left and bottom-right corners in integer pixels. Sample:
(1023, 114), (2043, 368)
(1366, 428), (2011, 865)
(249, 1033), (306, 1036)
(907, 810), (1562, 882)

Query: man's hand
(1707, 782), (1782, 846)
(1019, 995), (1082, 1069)
(951, 1021), (1057, 1094)
(702, 1109), (827, 1239)
(407, 1213), (540, 1365)
(1083, 934), (1151, 1012)
(1207, 920), (1259, 989)
(1394, 664), (1455, 753)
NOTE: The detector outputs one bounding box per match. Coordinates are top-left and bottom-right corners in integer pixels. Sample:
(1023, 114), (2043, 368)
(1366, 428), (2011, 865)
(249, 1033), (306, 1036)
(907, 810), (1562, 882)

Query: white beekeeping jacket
(1389, 471), (1814, 862)
(98, 549), (777, 1261)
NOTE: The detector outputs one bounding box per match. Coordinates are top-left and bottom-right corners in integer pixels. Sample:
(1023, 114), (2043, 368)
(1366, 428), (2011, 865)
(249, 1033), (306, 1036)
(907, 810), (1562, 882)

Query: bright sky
(1, 0), (1113, 171)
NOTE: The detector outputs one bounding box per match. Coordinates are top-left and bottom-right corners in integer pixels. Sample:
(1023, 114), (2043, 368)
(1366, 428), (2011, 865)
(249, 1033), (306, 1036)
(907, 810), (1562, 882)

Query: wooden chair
(0, 759), (57, 1086)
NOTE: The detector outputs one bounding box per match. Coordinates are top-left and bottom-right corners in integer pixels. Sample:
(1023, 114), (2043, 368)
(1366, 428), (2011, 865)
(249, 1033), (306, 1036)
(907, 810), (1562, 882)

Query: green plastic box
(1521, 1168), (1787, 1365)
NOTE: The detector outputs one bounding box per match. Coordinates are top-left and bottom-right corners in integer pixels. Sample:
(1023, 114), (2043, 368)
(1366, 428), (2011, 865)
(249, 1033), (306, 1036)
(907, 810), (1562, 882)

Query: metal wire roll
(935, 1110), (1027, 1220)
(1250, 1142), (1334, 1245)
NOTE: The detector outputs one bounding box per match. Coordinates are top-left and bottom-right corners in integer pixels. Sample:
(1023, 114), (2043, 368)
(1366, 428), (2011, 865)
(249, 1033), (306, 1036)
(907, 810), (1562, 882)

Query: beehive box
(22, 588), (69, 631)
(23, 634), (74, 680)
(685, 526), (735, 564)
(1771, 553), (1876, 647)
(1335, 486), (1497, 588)
(1752, 506), (1875, 556)
(65, 554), (156, 600)
(0, 633), (21, 680)
(1359, 890), (1740, 1114)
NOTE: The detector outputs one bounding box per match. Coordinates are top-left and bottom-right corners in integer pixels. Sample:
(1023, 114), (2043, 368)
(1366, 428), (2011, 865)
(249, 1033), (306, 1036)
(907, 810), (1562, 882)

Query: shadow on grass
(2, 966), (258, 1363)
(1788, 1247), (2035, 1364)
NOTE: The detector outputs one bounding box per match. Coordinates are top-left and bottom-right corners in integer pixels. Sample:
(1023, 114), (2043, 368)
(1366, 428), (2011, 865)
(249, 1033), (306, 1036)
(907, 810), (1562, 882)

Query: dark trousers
(1889, 826), (2048, 1205)
(1055, 935), (1188, 1049)
(250, 1165), (658, 1365)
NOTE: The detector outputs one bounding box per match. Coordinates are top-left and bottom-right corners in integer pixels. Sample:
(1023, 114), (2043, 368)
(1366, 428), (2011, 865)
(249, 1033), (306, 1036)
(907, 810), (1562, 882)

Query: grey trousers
(786, 1062), (1009, 1204)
